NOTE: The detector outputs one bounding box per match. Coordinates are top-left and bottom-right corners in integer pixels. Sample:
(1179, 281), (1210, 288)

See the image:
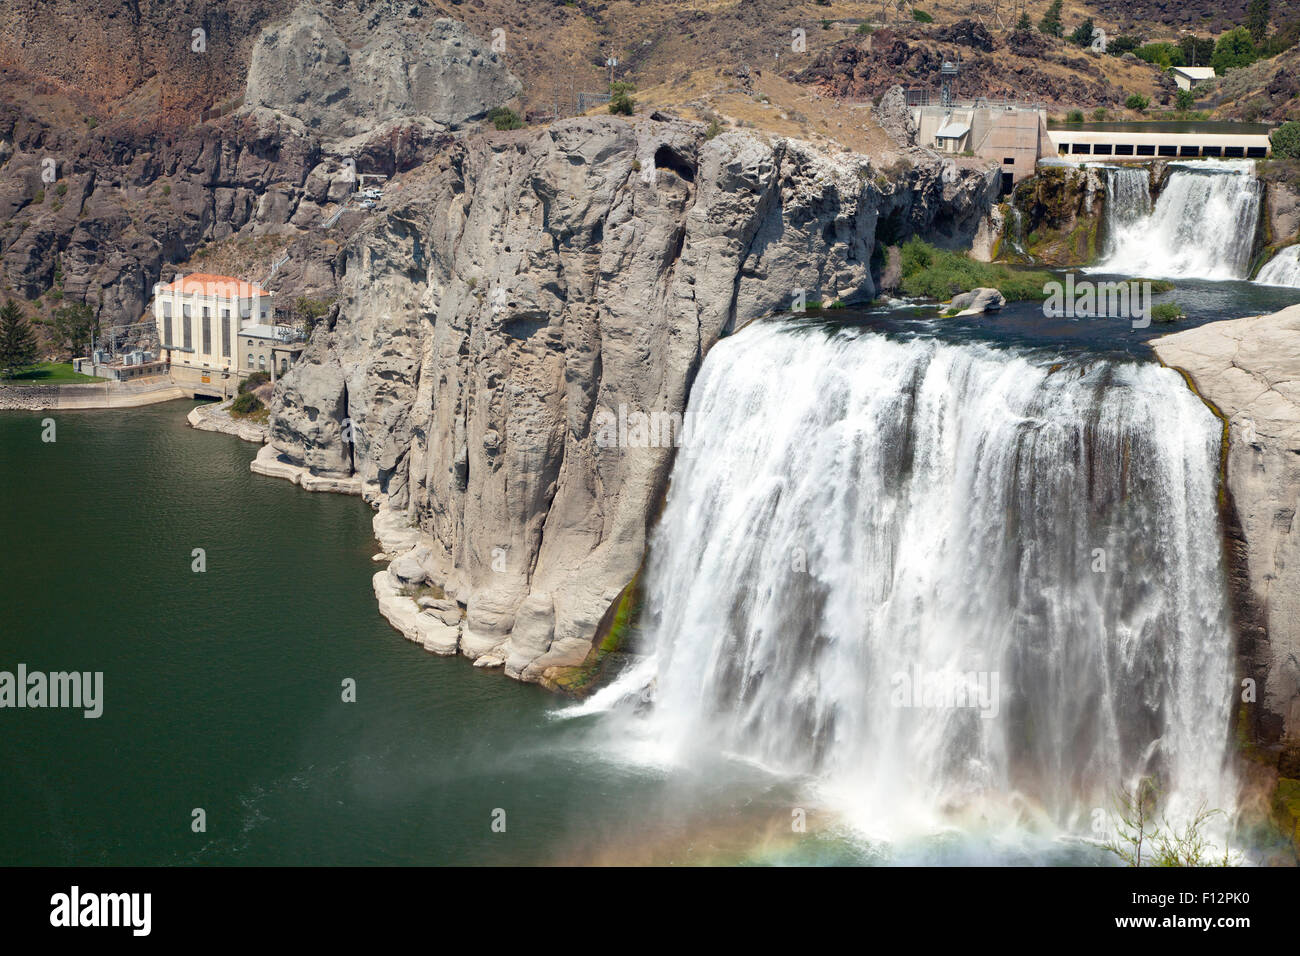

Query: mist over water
(1095, 160), (1260, 280)
(587, 322), (1236, 852)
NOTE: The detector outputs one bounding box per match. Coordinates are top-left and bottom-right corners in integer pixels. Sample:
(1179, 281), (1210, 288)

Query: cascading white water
(1098, 166), (1151, 256)
(590, 321), (1236, 849)
(1255, 245), (1300, 287)
(1094, 160), (1260, 279)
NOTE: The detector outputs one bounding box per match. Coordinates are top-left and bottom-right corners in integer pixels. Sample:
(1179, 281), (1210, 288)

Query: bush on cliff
(899, 237), (1052, 302)
(1272, 122), (1300, 160)
(487, 106), (523, 131)
(229, 390), (263, 418)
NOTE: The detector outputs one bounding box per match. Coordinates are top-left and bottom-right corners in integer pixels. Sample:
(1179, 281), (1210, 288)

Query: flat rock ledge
(369, 507), (483, 661)
(187, 399), (269, 443)
(249, 443), (363, 494)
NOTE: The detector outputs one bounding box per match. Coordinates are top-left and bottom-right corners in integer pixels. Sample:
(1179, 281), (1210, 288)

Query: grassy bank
(0, 362), (104, 384)
(900, 238), (1053, 302)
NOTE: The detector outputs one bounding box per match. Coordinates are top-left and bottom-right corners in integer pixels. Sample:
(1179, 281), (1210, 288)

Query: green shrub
(1108, 35), (1141, 57)
(898, 237), (1052, 302)
(239, 370), (271, 393)
(1272, 122), (1300, 159)
(608, 81), (636, 116)
(33, 190), (44, 204)
(1092, 107), (1108, 120)
(1151, 302), (1185, 323)
(912, 8), (933, 23)
(1125, 93), (1149, 111)
(55, 183), (68, 197)
(704, 119), (723, 140)
(1212, 27), (1258, 73)
(486, 106), (524, 130)
(1175, 88), (1196, 111)
(1070, 18), (1096, 47)
(856, 23), (874, 36)
(1066, 109), (1084, 123)
(229, 390), (263, 416)
(1136, 42), (1183, 69)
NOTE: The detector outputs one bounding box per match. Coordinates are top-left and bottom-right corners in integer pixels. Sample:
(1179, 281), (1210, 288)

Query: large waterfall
(1256, 245), (1300, 287)
(1095, 160), (1260, 280)
(589, 321), (1236, 852)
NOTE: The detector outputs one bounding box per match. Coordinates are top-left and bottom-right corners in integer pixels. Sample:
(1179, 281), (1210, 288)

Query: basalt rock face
(244, 6), (520, 139)
(1153, 307), (1300, 767)
(269, 116), (998, 683)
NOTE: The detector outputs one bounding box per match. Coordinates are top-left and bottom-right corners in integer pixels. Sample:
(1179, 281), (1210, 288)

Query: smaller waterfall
(1094, 160), (1260, 280)
(1099, 167), (1151, 256)
(1256, 246), (1300, 287)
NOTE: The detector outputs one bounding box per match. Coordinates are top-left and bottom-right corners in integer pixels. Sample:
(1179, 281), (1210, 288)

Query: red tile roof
(158, 274), (270, 297)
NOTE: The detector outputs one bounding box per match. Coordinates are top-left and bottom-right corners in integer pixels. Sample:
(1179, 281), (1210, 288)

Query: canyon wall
(1154, 308), (1300, 772)
(266, 116), (999, 682)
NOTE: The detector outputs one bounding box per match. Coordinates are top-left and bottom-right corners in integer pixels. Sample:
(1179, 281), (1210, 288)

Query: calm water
(0, 403), (867, 865)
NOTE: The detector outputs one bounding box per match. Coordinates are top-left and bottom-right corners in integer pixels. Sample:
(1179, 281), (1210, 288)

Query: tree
(1070, 18), (1095, 47)
(1125, 93), (1149, 111)
(1212, 26), (1258, 73)
(0, 300), (39, 374)
(608, 80), (635, 116)
(1273, 121), (1300, 159)
(486, 106), (523, 131)
(1246, 0), (1271, 46)
(51, 301), (97, 357)
(1038, 0), (1063, 37)
(1179, 34), (1215, 67)
(1175, 88), (1196, 111)
(1016, 11), (1032, 30)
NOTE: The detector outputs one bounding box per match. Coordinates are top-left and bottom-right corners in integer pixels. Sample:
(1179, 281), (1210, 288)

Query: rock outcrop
(244, 6), (520, 140)
(1153, 306), (1300, 764)
(265, 115), (998, 684)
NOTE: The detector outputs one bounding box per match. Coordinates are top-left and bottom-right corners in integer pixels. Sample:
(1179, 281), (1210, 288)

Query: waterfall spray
(594, 321), (1236, 849)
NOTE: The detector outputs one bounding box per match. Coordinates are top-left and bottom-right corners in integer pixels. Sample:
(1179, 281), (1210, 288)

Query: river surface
(0, 404), (812, 865)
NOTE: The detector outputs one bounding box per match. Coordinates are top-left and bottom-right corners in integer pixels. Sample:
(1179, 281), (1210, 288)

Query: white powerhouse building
(153, 274), (304, 388)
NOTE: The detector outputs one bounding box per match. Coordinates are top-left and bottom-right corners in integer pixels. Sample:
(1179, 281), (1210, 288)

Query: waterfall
(1094, 160), (1260, 280)
(1256, 245), (1300, 287)
(595, 321), (1236, 849)
(1099, 166), (1151, 256)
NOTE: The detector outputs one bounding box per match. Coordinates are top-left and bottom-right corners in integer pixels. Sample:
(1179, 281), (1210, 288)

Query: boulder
(949, 287), (1006, 315)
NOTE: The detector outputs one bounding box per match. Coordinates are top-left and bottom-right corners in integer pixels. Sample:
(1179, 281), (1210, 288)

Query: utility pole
(606, 56), (619, 86)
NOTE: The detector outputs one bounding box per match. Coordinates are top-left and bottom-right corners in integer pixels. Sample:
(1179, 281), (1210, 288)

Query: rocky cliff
(1153, 308), (1300, 778)
(265, 116), (998, 683)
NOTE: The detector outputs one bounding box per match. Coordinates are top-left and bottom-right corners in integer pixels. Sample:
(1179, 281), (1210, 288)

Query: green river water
(0, 402), (857, 866)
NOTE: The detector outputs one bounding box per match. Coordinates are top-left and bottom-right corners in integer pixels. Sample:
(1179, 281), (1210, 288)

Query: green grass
(0, 362), (104, 384)
(1151, 302), (1185, 323)
(899, 237), (1053, 302)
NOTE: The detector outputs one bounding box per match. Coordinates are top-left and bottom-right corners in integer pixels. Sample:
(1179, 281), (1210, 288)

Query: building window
(280, 357), (288, 375)
(182, 304), (192, 350)
(163, 314), (172, 348)
(221, 310), (231, 358)
(202, 307), (212, 355)
(247, 354), (254, 369)
(1003, 157), (1015, 165)
(259, 354), (266, 371)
